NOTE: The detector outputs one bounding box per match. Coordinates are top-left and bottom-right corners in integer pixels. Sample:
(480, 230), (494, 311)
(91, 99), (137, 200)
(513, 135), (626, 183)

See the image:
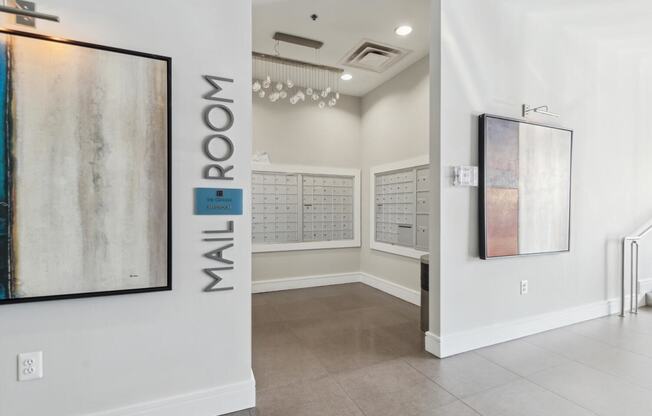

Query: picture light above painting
(479, 114), (572, 260)
(0, 29), (171, 304)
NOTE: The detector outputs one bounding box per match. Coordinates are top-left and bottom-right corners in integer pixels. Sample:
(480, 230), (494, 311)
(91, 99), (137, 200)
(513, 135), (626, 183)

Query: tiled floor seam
(566, 326), (652, 360)
(254, 371), (326, 394)
(472, 351), (598, 412)
(521, 324), (652, 360)
(520, 330), (652, 392)
(569, 325), (652, 360)
(399, 355), (470, 401)
(451, 372), (601, 416)
(468, 344), (604, 415)
(518, 376), (601, 416)
(331, 370), (373, 416)
(331, 359), (467, 416)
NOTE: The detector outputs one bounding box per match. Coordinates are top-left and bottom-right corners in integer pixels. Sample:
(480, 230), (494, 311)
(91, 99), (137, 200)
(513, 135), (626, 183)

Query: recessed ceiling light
(395, 25), (413, 36)
(340, 73), (353, 81)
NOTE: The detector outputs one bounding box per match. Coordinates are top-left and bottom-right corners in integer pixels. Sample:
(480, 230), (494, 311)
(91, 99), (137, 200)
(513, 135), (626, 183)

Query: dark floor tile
(253, 302), (285, 328)
(254, 342), (328, 391)
(304, 327), (403, 374)
(285, 309), (373, 343)
(252, 292), (278, 306)
(372, 322), (425, 357)
(253, 321), (299, 349)
(254, 376), (364, 416)
(254, 322), (329, 390)
(355, 305), (417, 328)
(336, 359), (456, 416)
(318, 292), (386, 312)
(271, 297), (336, 321)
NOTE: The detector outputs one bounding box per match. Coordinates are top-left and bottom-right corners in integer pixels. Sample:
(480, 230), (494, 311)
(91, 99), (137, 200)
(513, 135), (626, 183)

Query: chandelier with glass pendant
(252, 34), (343, 109)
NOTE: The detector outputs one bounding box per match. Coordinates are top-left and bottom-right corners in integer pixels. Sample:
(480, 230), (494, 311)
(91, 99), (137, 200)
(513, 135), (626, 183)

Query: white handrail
(626, 224), (652, 241)
(621, 222), (652, 317)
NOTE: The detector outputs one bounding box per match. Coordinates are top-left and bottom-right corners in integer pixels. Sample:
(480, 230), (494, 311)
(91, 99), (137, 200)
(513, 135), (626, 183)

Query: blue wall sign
(194, 188), (243, 215)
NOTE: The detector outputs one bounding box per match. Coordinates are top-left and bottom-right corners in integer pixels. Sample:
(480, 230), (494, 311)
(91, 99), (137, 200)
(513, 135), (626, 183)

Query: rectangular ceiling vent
(339, 39), (411, 73)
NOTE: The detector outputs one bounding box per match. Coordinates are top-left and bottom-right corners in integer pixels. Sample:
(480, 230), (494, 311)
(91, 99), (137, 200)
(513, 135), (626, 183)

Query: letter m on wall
(203, 75), (234, 103)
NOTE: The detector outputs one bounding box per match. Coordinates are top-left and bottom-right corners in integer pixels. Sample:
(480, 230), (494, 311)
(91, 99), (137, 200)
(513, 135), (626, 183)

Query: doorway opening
(249, 0), (433, 413)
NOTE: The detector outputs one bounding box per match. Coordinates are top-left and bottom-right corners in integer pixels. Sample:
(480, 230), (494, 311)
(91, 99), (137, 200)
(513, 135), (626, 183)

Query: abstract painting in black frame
(0, 29), (171, 304)
(479, 114), (572, 259)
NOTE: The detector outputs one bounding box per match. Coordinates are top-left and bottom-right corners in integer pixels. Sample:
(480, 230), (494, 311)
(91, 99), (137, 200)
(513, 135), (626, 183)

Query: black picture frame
(0, 28), (172, 305)
(479, 114), (573, 260)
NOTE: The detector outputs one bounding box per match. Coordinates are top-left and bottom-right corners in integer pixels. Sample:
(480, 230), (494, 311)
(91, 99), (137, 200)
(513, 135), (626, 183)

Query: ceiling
(252, 0), (431, 97)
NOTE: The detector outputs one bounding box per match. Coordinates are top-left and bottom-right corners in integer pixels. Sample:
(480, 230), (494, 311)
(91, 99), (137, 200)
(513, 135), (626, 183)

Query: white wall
(435, 0), (652, 353)
(360, 57), (430, 291)
(252, 94), (362, 280)
(0, 1), (253, 415)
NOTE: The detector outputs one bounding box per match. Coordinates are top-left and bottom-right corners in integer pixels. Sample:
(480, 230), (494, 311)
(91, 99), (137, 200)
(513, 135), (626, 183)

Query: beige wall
(252, 58), (429, 289)
(252, 94), (362, 280)
(360, 57), (430, 291)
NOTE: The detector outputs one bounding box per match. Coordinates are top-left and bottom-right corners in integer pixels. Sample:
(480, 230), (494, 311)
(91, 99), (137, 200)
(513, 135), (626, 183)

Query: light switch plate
(453, 166), (478, 187)
(18, 351), (43, 381)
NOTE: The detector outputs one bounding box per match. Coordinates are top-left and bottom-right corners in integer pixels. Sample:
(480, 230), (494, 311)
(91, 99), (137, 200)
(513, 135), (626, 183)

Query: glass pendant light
(251, 52), (342, 108)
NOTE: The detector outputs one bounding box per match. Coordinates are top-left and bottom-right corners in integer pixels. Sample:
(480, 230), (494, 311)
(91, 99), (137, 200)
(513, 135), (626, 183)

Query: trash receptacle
(420, 254), (429, 332)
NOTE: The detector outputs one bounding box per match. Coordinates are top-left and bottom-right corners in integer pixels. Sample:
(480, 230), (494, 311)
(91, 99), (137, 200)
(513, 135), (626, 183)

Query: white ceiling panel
(253, 0), (431, 96)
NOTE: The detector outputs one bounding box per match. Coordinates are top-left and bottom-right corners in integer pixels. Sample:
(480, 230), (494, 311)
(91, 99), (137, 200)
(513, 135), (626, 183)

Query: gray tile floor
(232, 283), (652, 416)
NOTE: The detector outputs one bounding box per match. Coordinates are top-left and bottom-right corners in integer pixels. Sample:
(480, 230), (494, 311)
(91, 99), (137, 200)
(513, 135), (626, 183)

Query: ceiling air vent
(339, 39), (411, 73)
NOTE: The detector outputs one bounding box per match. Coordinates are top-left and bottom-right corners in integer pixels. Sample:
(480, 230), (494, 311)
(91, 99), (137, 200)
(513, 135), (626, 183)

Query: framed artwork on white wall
(252, 163), (361, 253)
(479, 114), (572, 259)
(370, 156), (430, 259)
(0, 29), (171, 305)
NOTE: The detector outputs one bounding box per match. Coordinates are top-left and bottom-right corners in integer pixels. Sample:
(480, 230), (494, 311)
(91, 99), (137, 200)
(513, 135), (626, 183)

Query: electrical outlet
(18, 351), (43, 381)
(520, 280), (529, 295)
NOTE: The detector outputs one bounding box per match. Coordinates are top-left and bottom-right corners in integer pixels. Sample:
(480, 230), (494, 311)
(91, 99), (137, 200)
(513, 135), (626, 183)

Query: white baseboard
(425, 288), (650, 358)
(252, 272), (360, 294)
(424, 331), (441, 357)
(359, 272), (421, 306)
(88, 372), (255, 416)
(252, 272), (420, 306)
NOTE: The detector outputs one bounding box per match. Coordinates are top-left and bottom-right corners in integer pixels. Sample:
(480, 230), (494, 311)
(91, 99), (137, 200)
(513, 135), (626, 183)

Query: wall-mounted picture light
(0, 1), (59, 25)
(522, 104), (560, 118)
